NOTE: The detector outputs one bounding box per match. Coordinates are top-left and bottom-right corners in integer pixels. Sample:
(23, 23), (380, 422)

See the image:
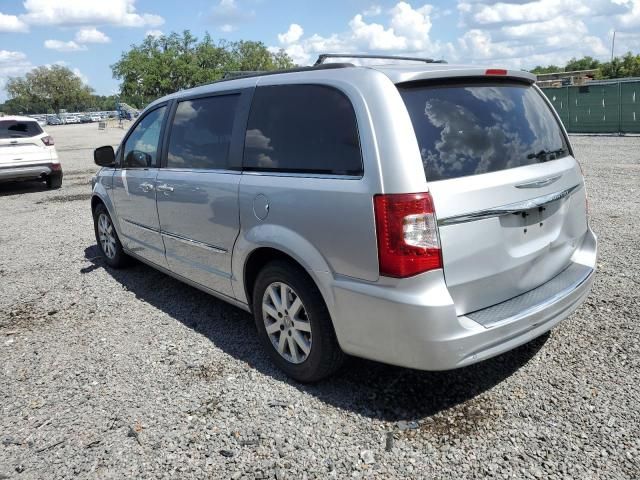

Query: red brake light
(374, 192), (442, 278)
(42, 135), (54, 146)
(485, 69), (507, 76)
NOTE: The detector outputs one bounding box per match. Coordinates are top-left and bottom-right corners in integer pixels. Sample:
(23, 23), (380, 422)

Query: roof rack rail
(222, 71), (265, 80)
(314, 53), (446, 66)
(215, 62), (354, 83)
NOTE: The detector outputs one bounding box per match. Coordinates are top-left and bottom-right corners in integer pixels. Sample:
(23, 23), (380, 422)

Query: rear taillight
(374, 192), (442, 278)
(50, 162), (62, 171)
(42, 136), (54, 146)
(485, 69), (507, 76)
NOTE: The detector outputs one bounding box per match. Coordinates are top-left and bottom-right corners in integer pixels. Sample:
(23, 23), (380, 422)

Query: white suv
(0, 116), (63, 188)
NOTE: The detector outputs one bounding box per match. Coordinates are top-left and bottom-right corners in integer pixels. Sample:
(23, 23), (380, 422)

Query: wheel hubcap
(262, 282), (312, 364)
(97, 213), (117, 259)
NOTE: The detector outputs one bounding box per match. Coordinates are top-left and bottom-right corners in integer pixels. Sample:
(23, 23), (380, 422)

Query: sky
(1, 0), (640, 101)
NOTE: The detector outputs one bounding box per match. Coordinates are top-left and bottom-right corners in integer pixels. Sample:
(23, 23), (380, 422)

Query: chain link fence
(541, 80), (640, 133)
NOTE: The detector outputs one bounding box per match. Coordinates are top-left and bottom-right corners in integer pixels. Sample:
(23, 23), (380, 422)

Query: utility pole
(611, 31), (616, 62)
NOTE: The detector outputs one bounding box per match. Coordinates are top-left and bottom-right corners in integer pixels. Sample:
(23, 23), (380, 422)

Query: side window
(244, 85), (362, 175)
(122, 106), (166, 168)
(167, 94), (239, 170)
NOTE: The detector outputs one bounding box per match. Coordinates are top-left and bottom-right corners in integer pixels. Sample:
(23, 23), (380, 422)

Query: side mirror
(94, 145), (115, 167)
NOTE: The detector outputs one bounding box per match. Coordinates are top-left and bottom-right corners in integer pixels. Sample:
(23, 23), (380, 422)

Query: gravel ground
(1, 125), (638, 479)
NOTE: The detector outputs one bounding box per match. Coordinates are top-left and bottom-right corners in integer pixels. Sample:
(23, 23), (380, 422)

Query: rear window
(244, 84), (362, 176)
(399, 81), (569, 182)
(0, 120), (43, 139)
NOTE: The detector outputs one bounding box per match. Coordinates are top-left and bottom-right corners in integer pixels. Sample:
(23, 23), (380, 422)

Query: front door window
(122, 106), (166, 168)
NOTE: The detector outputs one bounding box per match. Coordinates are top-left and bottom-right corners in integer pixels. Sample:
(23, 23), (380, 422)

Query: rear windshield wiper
(526, 148), (567, 162)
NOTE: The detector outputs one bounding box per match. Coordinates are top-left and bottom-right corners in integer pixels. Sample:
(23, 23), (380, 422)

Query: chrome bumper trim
(438, 184), (582, 226)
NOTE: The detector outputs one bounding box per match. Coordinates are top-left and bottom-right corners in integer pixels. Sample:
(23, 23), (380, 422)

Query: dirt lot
(1, 124), (638, 479)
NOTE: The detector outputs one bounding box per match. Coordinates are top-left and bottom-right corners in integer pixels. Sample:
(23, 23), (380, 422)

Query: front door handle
(140, 182), (154, 192)
(156, 184), (174, 194)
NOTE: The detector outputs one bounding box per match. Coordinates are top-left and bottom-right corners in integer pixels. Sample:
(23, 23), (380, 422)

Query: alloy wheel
(97, 213), (117, 259)
(262, 282), (312, 364)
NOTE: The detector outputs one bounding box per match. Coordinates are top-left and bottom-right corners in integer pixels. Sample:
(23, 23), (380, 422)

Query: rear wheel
(93, 203), (129, 268)
(252, 260), (344, 382)
(46, 172), (62, 189)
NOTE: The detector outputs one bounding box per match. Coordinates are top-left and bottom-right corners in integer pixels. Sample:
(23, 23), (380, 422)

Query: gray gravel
(1, 125), (639, 479)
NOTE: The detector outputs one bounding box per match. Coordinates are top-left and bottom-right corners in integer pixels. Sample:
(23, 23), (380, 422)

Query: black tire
(93, 203), (130, 268)
(252, 260), (344, 383)
(46, 172), (63, 189)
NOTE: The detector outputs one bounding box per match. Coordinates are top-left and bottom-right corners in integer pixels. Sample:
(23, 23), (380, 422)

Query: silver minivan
(90, 55), (597, 382)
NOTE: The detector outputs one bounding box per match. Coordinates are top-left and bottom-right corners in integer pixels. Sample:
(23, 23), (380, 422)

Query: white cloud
(458, 29), (516, 60)
(72, 67), (89, 85)
(452, 0), (625, 68)
(273, 0), (623, 71)
(616, 0), (640, 29)
(459, 0), (593, 26)
(44, 40), (88, 52)
(610, 29), (640, 54)
(20, 0), (164, 28)
(349, 14), (407, 50)
(145, 29), (163, 38)
(0, 51), (32, 75)
(75, 27), (110, 44)
(220, 24), (236, 33)
(278, 24), (304, 45)
(0, 12), (28, 32)
(388, 2), (433, 50)
(275, 2), (451, 65)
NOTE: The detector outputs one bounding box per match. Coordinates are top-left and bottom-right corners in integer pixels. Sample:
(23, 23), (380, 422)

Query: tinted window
(122, 106), (166, 168)
(0, 120), (43, 139)
(244, 85), (362, 175)
(399, 81), (569, 181)
(167, 95), (239, 170)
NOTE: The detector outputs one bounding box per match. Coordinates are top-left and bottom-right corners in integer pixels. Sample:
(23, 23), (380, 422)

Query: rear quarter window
(398, 80), (569, 181)
(0, 120), (43, 139)
(244, 84), (363, 176)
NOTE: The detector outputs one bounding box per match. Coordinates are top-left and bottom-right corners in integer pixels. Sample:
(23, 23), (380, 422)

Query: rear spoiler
(392, 68), (536, 86)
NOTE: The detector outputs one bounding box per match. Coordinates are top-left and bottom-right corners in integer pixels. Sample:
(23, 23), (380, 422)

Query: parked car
(29, 115), (47, 127)
(90, 57), (597, 382)
(90, 114), (102, 122)
(65, 115), (80, 124)
(80, 115), (92, 123)
(0, 116), (63, 188)
(47, 116), (63, 126)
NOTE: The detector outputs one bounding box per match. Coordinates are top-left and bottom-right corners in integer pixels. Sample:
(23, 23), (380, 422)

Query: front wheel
(252, 260), (344, 383)
(93, 203), (129, 268)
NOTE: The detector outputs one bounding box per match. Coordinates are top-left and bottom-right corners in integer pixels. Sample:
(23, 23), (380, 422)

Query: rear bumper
(329, 227), (597, 371)
(0, 162), (62, 182)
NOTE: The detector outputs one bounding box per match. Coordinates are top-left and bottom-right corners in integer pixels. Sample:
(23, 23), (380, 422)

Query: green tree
(530, 65), (562, 74)
(111, 30), (295, 107)
(606, 51), (640, 77)
(530, 52), (640, 80)
(5, 65), (94, 113)
(564, 56), (600, 72)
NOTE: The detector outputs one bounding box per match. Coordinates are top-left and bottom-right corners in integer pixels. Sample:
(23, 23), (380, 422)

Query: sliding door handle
(156, 184), (174, 194)
(139, 182), (154, 192)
